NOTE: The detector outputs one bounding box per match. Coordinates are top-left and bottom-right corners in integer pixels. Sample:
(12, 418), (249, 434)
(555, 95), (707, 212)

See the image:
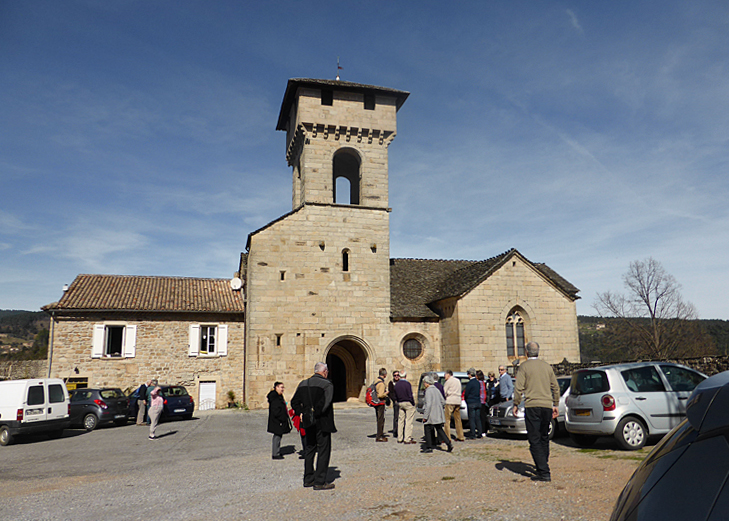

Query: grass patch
(441, 476), (455, 481)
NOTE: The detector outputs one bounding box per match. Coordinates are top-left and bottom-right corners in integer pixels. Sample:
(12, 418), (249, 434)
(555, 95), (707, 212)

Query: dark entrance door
(326, 353), (348, 402)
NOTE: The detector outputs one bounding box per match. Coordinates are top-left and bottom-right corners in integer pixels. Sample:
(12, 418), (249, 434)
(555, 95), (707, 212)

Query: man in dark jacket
(464, 368), (482, 439)
(291, 362), (337, 490)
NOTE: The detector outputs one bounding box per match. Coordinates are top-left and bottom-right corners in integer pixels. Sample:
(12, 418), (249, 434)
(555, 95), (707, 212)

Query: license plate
(574, 409), (591, 417)
(114, 414), (125, 419)
(174, 409), (185, 413)
(490, 419), (500, 425)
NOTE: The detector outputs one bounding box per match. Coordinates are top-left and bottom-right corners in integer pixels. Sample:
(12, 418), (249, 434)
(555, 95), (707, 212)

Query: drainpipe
(47, 310), (56, 378)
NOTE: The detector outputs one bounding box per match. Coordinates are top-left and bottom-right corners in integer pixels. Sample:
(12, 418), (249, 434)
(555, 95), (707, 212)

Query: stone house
(43, 275), (245, 409)
(44, 78), (580, 409)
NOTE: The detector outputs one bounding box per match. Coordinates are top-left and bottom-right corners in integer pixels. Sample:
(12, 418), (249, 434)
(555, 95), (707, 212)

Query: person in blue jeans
(463, 368), (482, 439)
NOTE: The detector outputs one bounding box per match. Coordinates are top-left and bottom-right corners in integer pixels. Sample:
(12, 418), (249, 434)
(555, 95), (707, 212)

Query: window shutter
(124, 325), (137, 358)
(189, 324), (200, 357)
(92, 324), (105, 358)
(218, 324), (228, 356)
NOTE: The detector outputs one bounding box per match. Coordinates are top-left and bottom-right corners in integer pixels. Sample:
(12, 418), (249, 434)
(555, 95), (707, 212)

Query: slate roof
(390, 249), (580, 320)
(43, 275), (245, 314)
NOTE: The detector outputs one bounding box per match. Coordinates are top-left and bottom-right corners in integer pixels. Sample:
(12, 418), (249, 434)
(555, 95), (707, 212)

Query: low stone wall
(551, 355), (729, 378)
(0, 360), (47, 380)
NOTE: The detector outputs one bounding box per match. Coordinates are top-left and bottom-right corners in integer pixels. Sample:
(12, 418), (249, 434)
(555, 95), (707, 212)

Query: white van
(0, 378), (71, 446)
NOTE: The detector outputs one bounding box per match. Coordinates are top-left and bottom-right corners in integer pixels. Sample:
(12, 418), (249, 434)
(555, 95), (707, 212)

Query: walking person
(421, 375), (453, 453)
(443, 370), (465, 442)
(464, 368), (482, 439)
(513, 341), (560, 482)
(291, 362), (337, 490)
(267, 381), (292, 460)
(147, 380), (163, 440)
(393, 370), (416, 444)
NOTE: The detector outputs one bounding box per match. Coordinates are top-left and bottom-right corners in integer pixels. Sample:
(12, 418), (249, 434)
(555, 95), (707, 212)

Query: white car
(566, 362), (706, 450)
(489, 376), (571, 439)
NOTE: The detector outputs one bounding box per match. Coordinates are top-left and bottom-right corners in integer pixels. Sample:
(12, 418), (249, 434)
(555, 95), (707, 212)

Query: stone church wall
(453, 257), (580, 371)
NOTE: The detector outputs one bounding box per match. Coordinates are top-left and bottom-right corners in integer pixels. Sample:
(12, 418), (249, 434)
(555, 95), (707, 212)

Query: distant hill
(0, 310), (50, 361)
(578, 315), (729, 363)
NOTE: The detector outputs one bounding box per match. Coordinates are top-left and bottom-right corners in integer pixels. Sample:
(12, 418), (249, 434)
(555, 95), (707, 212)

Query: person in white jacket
(443, 370), (465, 442)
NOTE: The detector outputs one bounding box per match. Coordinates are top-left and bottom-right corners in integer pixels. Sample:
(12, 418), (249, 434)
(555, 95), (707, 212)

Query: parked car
(128, 385), (195, 422)
(0, 378), (70, 446)
(69, 388), (130, 431)
(416, 371), (469, 421)
(489, 376), (571, 439)
(160, 385), (194, 420)
(566, 362), (706, 450)
(609, 370), (729, 521)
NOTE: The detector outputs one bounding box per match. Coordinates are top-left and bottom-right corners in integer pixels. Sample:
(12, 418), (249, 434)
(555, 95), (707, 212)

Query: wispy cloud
(566, 10), (584, 35)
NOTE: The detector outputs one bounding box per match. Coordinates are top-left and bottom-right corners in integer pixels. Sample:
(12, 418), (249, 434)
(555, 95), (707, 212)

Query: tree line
(0, 311), (50, 361)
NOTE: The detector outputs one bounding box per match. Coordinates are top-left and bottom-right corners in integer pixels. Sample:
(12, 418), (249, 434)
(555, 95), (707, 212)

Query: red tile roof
(43, 275), (244, 313)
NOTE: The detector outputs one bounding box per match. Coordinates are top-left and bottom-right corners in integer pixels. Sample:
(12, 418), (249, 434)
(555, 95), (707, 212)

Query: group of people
(133, 379), (164, 440)
(268, 341), (561, 489)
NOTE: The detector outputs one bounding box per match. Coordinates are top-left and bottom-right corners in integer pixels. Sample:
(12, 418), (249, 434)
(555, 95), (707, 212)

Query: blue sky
(2, 1), (728, 319)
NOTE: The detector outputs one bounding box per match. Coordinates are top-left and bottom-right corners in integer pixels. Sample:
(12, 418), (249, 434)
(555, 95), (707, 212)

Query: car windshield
(163, 386), (188, 397)
(571, 370), (609, 395)
(100, 389), (124, 399)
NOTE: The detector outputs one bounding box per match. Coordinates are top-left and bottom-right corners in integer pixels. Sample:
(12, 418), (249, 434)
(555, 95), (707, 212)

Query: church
(44, 78), (580, 409)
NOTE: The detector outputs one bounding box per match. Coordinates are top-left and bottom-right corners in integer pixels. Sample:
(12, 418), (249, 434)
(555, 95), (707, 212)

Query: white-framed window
(200, 325), (216, 355)
(189, 324), (228, 357)
(92, 323), (136, 358)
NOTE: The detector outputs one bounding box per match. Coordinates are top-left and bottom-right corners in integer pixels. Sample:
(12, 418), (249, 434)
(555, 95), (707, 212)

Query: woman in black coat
(267, 381), (291, 460)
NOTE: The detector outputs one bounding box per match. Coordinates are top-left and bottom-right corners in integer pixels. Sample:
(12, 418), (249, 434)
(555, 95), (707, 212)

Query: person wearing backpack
(373, 367), (389, 442)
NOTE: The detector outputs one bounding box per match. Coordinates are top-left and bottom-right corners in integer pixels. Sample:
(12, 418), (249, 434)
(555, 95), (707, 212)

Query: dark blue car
(160, 385), (194, 420)
(128, 385), (195, 422)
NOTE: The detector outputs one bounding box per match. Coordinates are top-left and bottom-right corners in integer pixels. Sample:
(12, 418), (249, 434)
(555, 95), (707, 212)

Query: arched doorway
(326, 353), (347, 402)
(325, 336), (368, 403)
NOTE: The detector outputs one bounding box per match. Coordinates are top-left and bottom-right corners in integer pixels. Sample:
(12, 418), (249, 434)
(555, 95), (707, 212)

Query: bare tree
(595, 258), (699, 359)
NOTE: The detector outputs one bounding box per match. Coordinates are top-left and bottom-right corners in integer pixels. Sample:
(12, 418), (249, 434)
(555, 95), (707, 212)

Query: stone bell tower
(276, 78), (409, 210)
(244, 79), (409, 408)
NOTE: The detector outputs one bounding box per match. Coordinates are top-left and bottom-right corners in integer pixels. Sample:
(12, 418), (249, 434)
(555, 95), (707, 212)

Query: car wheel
(0, 426), (13, 446)
(83, 413), (99, 432)
(615, 417), (647, 450)
(548, 418), (557, 440)
(570, 433), (598, 447)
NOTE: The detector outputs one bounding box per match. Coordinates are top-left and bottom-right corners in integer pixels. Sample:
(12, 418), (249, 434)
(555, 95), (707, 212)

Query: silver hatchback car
(565, 362), (706, 450)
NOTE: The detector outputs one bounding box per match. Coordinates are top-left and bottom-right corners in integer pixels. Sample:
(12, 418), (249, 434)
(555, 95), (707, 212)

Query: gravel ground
(0, 405), (648, 520)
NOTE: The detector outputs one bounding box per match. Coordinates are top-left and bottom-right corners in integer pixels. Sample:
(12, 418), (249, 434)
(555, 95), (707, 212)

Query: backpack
(365, 380), (383, 407)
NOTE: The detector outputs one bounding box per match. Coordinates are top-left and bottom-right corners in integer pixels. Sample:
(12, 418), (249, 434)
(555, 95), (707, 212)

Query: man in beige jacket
(513, 341), (560, 482)
(443, 370), (465, 442)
